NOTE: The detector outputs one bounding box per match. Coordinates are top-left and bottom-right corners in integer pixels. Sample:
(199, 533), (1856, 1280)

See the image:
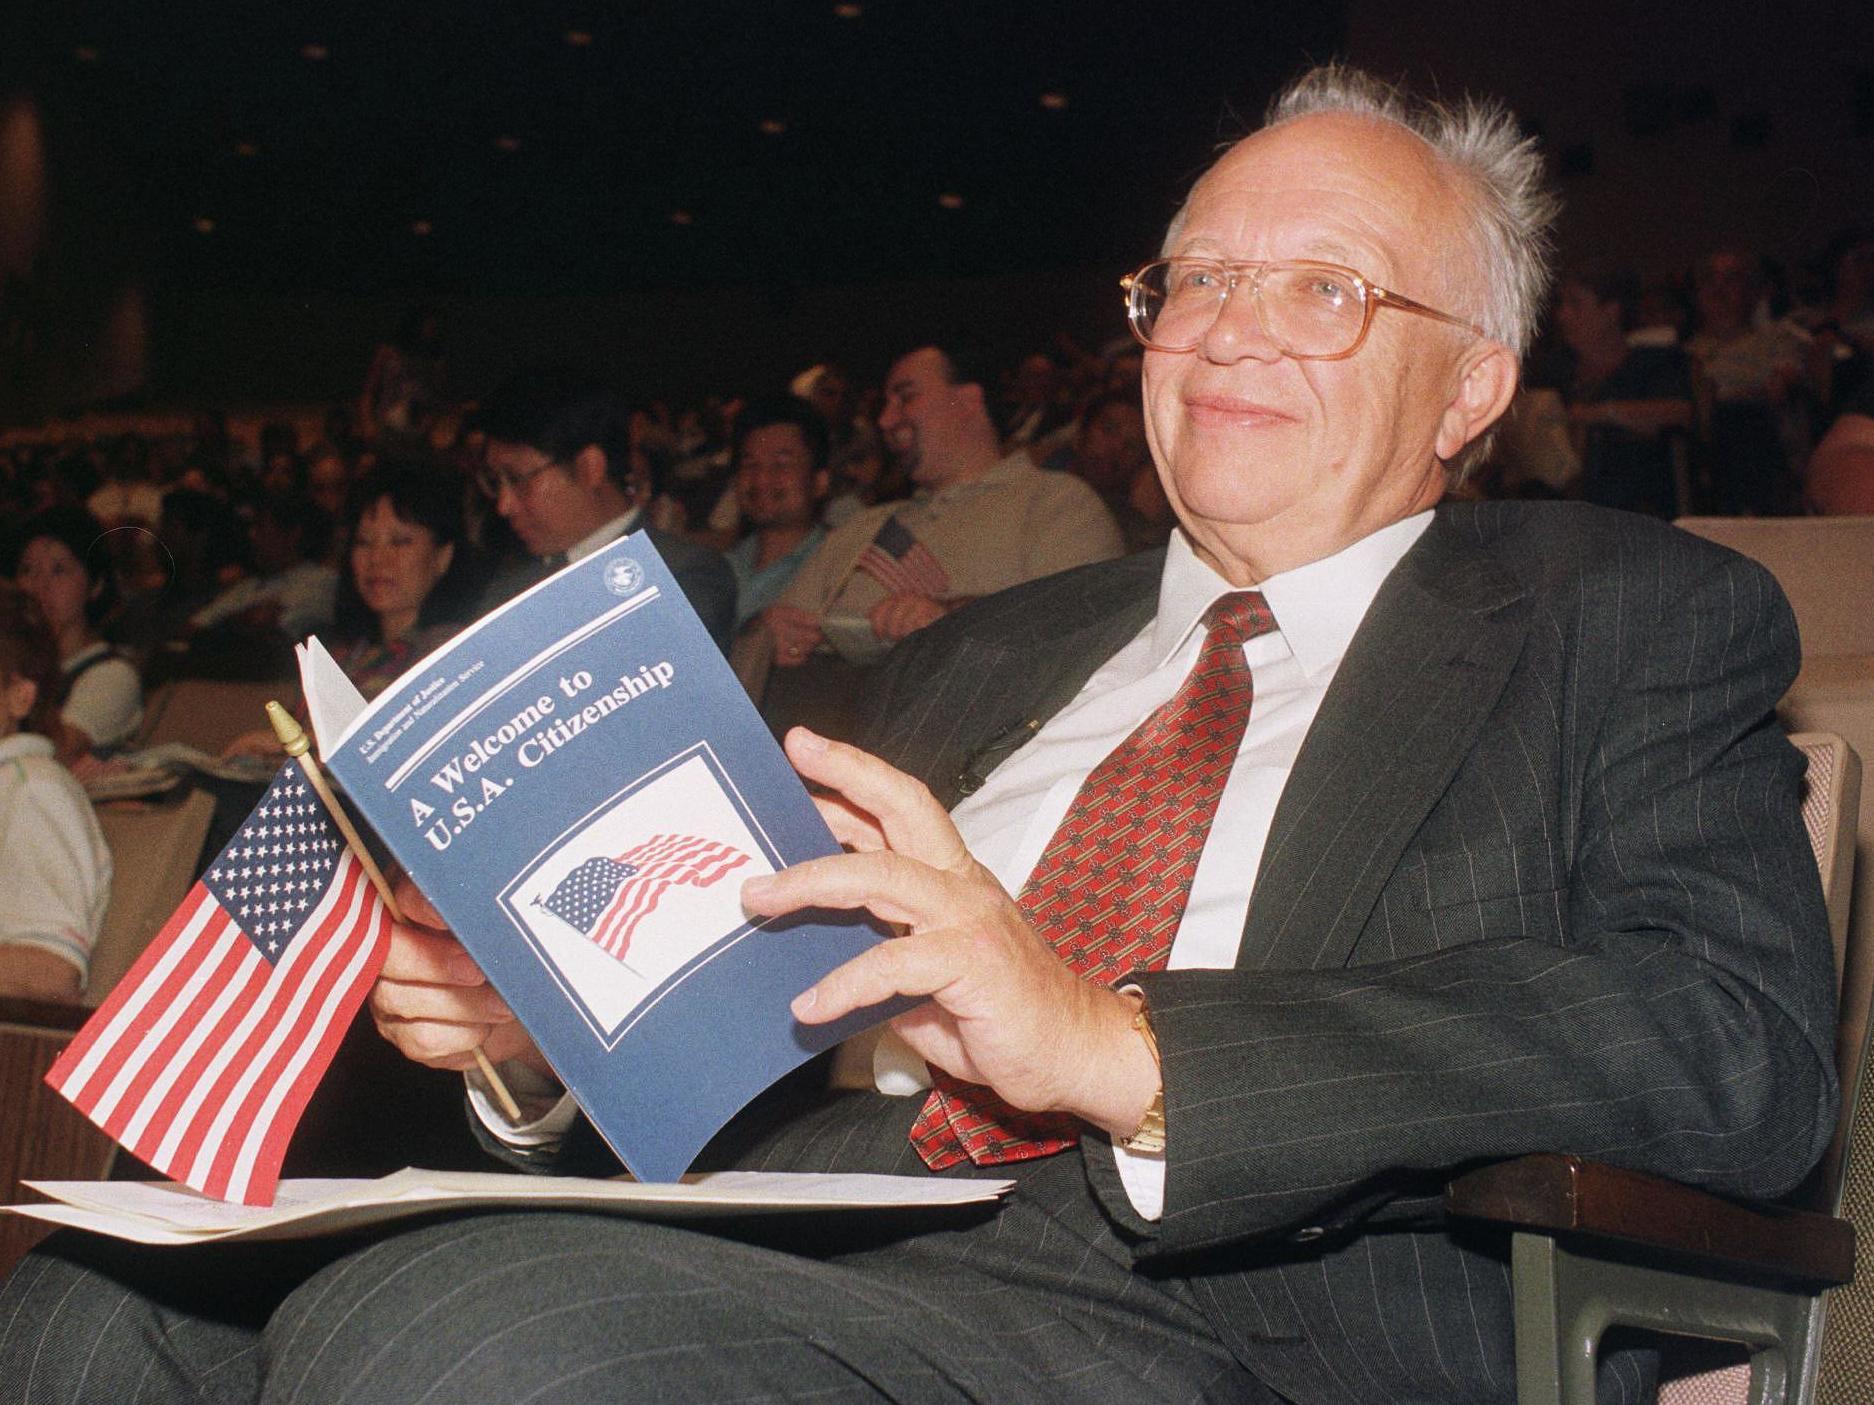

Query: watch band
(1117, 1005), (1166, 1154)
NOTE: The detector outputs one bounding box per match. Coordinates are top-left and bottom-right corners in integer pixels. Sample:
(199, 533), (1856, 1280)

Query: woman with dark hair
(224, 464), (476, 757)
(8, 505), (142, 761)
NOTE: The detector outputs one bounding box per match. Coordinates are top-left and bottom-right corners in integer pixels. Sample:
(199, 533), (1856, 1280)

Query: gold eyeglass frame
(1119, 257), (1485, 360)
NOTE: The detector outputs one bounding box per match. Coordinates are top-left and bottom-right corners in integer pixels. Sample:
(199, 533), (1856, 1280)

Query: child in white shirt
(0, 585), (112, 1000)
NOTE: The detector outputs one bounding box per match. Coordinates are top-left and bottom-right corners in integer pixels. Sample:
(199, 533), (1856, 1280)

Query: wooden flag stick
(266, 701), (524, 1122)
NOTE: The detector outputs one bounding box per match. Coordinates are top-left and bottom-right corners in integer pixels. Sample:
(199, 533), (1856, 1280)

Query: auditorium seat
(1447, 733), (1865, 1405)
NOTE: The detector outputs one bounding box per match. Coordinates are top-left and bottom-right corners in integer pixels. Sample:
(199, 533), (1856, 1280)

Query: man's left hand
(867, 593), (948, 644)
(740, 728), (1159, 1139)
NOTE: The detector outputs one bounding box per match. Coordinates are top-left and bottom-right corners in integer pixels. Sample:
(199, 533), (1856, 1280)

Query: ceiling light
(192, 217), (216, 235)
(670, 210), (694, 226)
(300, 43), (330, 61)
(937, 192), (965, 210)
(759, 118), (787, 136)
(234, 141), (259, 158)
(73, 46), (99, 63)
(833, 3), (863, 16)
(411, 220), (434, 236)
(1039, 92), (1068, 111)
(494, 135), (522, 152)
(564, 30), (593, 47)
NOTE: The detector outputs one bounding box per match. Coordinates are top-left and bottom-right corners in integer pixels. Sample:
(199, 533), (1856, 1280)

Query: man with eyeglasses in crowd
(473, 366), (738, 650)
(0, 64), (1834, 1405)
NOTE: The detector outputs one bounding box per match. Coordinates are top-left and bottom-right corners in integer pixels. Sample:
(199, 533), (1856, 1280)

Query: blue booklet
(301, 534), (892, 1181)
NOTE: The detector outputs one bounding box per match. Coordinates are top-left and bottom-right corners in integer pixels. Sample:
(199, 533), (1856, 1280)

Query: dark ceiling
(6, 1), (1348, 296)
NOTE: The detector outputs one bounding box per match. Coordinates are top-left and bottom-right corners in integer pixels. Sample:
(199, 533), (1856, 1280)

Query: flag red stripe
(239, 906), (390, 1201)
(49, 886), (229, 1103)
(213, 870), (387, 1200)
(591, 838), (749, 957)
(172, 857), (374, 1192)
(118, 938), (267, 1152)
(208, 875), (389, 1202)
(99, 925), (258, 1140)
(121, 950), (269, 1170)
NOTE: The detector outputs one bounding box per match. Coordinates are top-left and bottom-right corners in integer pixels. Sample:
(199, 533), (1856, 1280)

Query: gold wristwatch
(1117, 1004), (1166, 1154)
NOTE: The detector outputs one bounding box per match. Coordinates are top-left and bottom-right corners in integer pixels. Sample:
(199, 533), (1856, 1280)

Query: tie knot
(1202, 591), (1276, 648)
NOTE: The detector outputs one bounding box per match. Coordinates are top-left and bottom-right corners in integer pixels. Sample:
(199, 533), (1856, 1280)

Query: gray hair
(1163, 64), (1559, 362)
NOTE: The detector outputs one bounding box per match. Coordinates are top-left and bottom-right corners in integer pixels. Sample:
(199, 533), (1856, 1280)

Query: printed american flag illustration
(46, 765), (392, 1206)
(542, 834), (750, 961)
(854, 515), (951, 599)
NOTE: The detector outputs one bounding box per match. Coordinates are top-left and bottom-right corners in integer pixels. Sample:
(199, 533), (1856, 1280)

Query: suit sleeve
(1094, 547), (1840, 1258)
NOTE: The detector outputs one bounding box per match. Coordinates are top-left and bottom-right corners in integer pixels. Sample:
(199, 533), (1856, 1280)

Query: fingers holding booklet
(367, 874), (552, 1077)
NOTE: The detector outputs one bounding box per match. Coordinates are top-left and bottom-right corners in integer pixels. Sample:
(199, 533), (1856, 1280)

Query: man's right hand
(369, 876), (551, 1076)
(761, 603), (825, 668)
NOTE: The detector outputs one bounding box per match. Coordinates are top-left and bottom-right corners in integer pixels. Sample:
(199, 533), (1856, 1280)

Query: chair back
(137, 679), (292, 755)
(88, 789), (216, 1003)
(1675, 517), (1874, 658)
(1660, 735), (1862, 1405)
(1788, 734), (1866, 1208)
(1796, 731), (1874, 1403)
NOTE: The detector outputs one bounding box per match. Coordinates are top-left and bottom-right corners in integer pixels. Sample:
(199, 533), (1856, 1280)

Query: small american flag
(46, 766), (391, 1206)
(542, 834), (750, 961)
(854, 516), (951, 599)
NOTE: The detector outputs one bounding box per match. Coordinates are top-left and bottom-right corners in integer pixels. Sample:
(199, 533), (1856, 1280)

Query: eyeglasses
(474, 456), (562, 500)
(1120, 257), (1485, 360)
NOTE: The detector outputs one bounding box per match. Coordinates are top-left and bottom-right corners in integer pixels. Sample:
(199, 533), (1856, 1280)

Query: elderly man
(0, 66), (1833, 1405)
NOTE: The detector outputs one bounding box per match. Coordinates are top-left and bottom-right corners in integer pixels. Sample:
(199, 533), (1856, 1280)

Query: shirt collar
(1150, 510), (1433, 678)
(914, 450), (1028, 505)
(0, 733), (54, 765)
(567, 507), (643, 564)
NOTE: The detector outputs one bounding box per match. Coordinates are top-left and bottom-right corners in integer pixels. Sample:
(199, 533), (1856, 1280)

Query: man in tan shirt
(759, 344), (1125, 671)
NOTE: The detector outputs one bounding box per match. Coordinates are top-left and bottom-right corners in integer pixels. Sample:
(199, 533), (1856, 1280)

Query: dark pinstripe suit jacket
(848, 498), (1838, 1402)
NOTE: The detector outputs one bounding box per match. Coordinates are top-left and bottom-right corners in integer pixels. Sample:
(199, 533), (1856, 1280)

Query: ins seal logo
(603, 557), (644, 597)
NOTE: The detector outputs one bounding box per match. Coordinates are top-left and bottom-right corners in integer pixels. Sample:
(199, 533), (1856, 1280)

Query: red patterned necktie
(910, 591), (1277, 1169)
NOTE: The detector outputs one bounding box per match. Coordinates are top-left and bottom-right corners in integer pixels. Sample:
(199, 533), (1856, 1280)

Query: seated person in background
(761, 342), (1124, 671)
(7, 505), (143, 762)
(186, 492), (339, 665)
(1687, 248), (1809, 515)
(222, 462), (481, 757)
(1806, 375), (1874, 514)
(0, 585), (111, 1002)
(724, 396), (830, 628)
(110, 489), (247, 675)
(472, 367), (737, 651)
(1042, 388), (1170, 550)
(1540, 266), (1694, 517)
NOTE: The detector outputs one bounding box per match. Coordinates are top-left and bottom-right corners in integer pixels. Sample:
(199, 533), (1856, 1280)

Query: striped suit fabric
(0, 500), (1836, 1405)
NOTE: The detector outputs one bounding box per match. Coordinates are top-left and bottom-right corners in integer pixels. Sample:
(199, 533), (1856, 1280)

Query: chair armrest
(1445, 1153), (1855, 1288)
(0, 996), (92, 1036)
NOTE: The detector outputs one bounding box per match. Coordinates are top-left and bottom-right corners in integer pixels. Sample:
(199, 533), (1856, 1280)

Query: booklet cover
(306, 534), (894, 1182)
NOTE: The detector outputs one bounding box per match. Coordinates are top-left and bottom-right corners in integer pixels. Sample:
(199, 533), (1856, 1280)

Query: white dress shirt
(567, 509), (643, 563)
(472, 513), (1432, 1211)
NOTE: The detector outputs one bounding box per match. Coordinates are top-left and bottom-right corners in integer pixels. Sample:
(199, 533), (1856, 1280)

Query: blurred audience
(184, 493), (338, 676)
(1806, 377), (1874, 515)
(359, 305), (447, 447)
(1687, 249), (1809, 514)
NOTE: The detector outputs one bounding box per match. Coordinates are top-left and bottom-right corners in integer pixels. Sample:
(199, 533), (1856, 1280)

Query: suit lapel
(1238, 510), (1533, 972)
(909, 557), (1160, 810)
